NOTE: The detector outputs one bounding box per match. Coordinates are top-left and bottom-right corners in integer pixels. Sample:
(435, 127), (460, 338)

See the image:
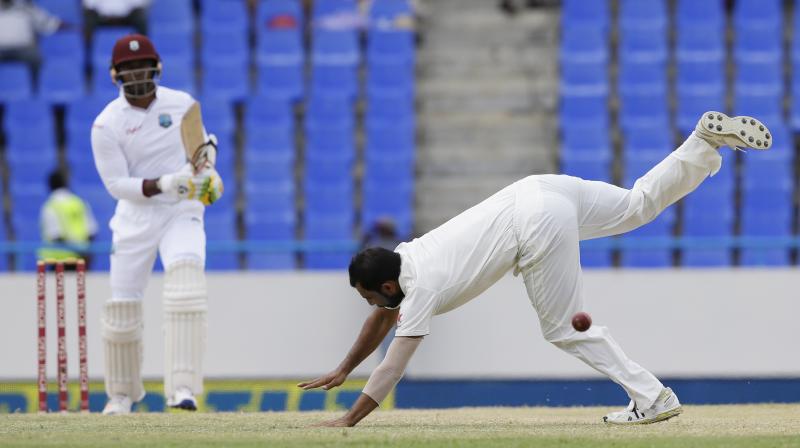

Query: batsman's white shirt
(92, 86), (195, 205)
(91, 86), (206, 298)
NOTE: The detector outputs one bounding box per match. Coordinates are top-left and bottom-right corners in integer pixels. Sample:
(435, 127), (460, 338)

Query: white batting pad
(163, 259), (208, 399)
(101, 299), (145, 401)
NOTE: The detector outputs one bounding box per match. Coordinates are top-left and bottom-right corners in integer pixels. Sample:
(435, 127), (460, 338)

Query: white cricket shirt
(394, 180), (528, 337)
(91, 86), (196, 205)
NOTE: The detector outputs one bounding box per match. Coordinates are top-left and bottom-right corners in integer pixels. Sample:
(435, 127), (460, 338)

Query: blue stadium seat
(560, 151), (612, 183)
(312, 0), (358, 19)
(304, 178), (353, 213)
(618, 28), (667, 65)
(303, 210), (355, 270)
(151, 28), (195, 70)
(10, 183), (48, 219)
(91, 28), (137, 70)
(362, 179), (413, 237)
(256, 0), (303, 30)
(246, 95), (293, 130)
(40, 31), (84, 64)
(733, 25), (782, 64)
(367, 61), (414, 96)
(37, 0), (81, 24)
(561, 61), (608, 98)
(92, 64), (122, 97)
(202, 60), (249, 102)
(245, 210), (297, 270)
(675, 25), (725, 63)
(158, 61), (196, 95)
(367, 29), (414, 67)
(561, 0), (609, 30)
(257, 64), (305, 102)
(791, 75), (800, 130)
(306, 94), (354, 128)
(676, 89), (726, 135)
(244, 151), (295, 187)
(202, 27), (248, 67)
(198, 96), (236, 136)
(305, 156), (353, 184)
(739, 193), (792, 266)
(559, 95), (608, 127)
(620, 207), (675, 268)
(560, 27), (608, 66)
(623, 123), (671, 153)
(0, 63), (32, 102)
(311, 65), (358, 99)
(735, 61), (782, 96)
(256, 29), (304, 67)
(204, 212), (240, 270)
(681, 205), (733, 267)
(66, 95), (114, 150)
(201, 0), (248, 31)
(619, 0), (667, 34)
(622, 153), (665, 188)
(369, 0), (413, 24)
(365, 122), (415, 155)
(39, 61), (87, 104)
(150, 0), (194, 34)
(367, 89), (414, 125)
(617, 62), (668, 131)
(312, 30), (359, 68)
(4, 100), (56, 157)
(580, 244), (613, 268)
(562, 124), (611, 154)
(246, 127), (295, 156)
(245, 179), (295, 210)
(733, 0), (782, 33)
(676, 60), (725, 97)
(675, 0), (724, 31)
(11, 212), (40, 272)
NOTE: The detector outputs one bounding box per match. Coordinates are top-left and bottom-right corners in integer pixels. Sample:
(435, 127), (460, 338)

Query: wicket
(36, 259), (89, 413)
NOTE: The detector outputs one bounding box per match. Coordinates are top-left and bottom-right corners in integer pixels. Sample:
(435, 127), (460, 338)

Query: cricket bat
(181, 101), (212, 174)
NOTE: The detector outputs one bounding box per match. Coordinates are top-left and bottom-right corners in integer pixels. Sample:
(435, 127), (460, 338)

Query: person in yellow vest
(39, 170), (98, 267)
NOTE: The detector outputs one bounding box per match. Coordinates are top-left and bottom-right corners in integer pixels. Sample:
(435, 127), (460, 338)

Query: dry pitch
(2, 404), (799, 447)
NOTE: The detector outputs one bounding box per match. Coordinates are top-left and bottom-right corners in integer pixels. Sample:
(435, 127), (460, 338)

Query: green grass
(1, 404), (799, 447)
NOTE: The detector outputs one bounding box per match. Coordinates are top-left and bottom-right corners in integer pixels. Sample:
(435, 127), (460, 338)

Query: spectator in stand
(83, 0), (149, 37)
(361, 217), (402, 251)
(0, 0), (65, 75)
(39, 170), (98, 268)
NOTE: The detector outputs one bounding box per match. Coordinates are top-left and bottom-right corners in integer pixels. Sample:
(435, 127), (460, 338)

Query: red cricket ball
(572, 311), (592, 332)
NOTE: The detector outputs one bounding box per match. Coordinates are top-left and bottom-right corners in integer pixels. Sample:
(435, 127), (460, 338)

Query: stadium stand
(559, 0), (799, 268)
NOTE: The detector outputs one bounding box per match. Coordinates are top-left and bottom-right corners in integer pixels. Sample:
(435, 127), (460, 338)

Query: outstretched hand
(297, 369), (348, 391)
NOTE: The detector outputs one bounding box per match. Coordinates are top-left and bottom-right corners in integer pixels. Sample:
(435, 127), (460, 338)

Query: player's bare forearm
(142, 179), (161, 197)
(338, 307), (399, 374)
(298, 307), (397, 391)
(313, 393), (379, 427)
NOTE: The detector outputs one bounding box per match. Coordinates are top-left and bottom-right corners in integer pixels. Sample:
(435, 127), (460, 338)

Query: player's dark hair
(348, 247), (401, 291)
(48, 169), (68, 191)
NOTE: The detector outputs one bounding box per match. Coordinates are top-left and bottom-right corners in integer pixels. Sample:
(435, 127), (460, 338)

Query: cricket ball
(571, 312), (592, 332)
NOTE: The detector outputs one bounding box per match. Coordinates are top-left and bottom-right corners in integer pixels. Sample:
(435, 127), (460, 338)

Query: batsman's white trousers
(109, 200), (206, 299)
(516, 134), (721, 408)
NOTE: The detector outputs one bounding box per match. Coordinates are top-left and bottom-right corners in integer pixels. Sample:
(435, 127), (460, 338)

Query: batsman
(90, 34), (223, 414)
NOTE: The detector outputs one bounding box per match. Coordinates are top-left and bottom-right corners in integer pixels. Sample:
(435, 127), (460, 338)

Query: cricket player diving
(300, 112), (772, 426)
(91, 34), (223, 414)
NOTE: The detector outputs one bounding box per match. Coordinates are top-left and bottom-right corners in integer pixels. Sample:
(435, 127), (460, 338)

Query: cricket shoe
(695, 111), (771, 151)
(603, 387), (683, 425)
(167, 386), (197, 411)
(102, 394), (133, 415)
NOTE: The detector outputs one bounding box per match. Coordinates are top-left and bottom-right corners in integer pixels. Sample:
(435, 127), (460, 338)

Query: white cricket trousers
(516, 134), (721, 408)
(109, 199), (206, 299)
